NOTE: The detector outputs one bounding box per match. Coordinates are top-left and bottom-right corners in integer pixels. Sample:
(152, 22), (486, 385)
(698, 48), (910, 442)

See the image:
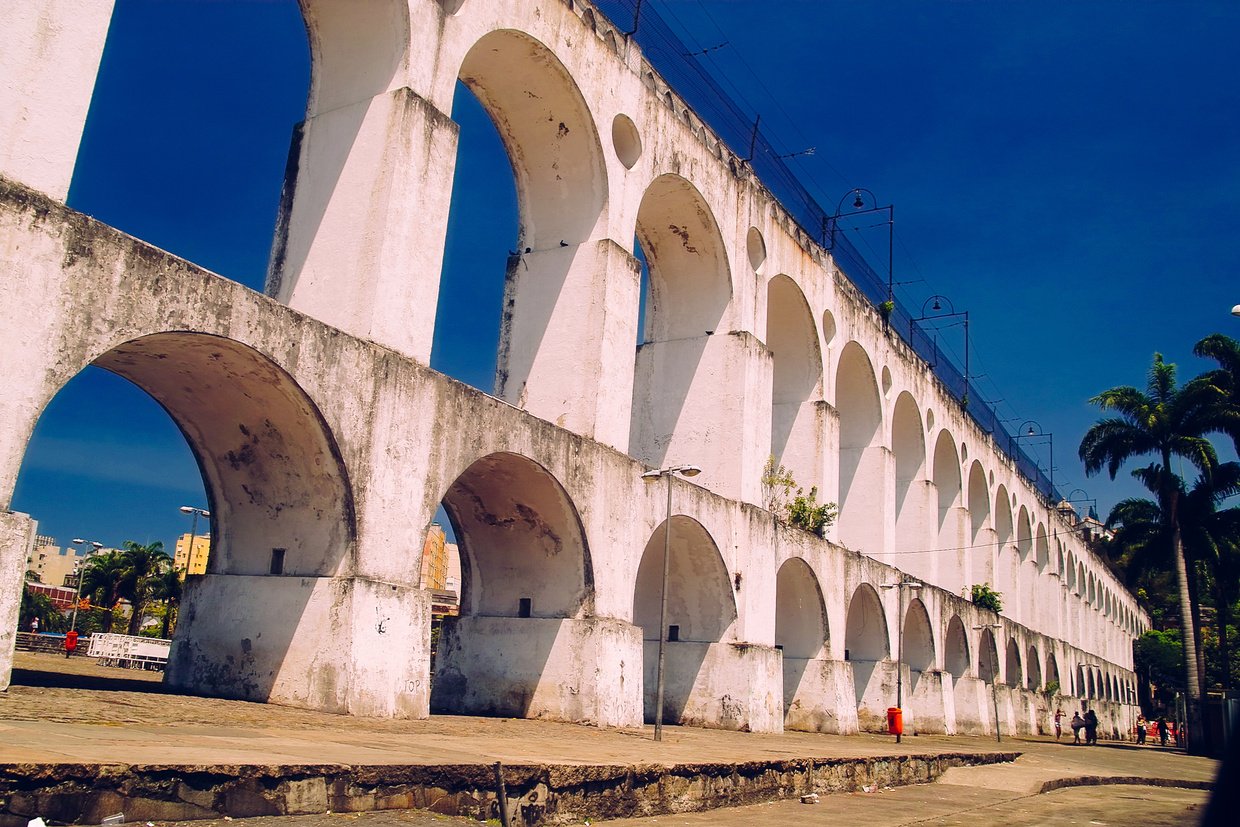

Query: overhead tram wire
(594, 0), (1064, 504)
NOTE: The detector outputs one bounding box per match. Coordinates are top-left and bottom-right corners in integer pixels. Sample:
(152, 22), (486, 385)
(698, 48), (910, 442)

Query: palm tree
(149, 566), (184, 639)
(118, 540), (171, 636)
(79, 550), (127, 633)
(1103, 465), (1240, 691)
(1079, 353), (1232, 754)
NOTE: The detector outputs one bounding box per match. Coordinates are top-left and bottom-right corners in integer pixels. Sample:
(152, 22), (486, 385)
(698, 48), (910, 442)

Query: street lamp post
(975, 622), (1003, 743)
(640, 463), (702, 742)
(1232, 304), (1240, 317)
(881, 576), (923, 743)
(824, 188), (895, 303)
(1011, 419), (1055, 497)
(179, 506), (211, 571)
(69, 538), (103, 632)
(910, 295), (970, 407)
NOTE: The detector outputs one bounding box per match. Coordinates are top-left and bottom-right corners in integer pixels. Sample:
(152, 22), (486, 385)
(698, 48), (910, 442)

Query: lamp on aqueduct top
(641, 464), (702, 741)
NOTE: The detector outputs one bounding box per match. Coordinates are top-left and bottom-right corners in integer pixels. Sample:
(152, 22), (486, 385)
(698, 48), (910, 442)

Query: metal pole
(895, 583), (904, 744)
(69, 566), (83, 632)
(189, 510), (199, 547)
(993, 677), (1002, 743)
(654, 471), (673, 741)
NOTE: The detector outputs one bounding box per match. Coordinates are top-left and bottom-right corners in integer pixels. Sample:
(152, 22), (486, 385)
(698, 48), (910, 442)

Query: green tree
(1079, 353), (1233, 753)
(79, 550), (127, 633)
(19, 588), (66, 633)
(971, 583), (1002, 613)
(118, 541), (172, 636)
(148, 566), (184, 639)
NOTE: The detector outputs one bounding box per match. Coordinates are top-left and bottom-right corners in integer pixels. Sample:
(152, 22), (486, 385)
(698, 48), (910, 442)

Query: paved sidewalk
(0, 653), (1221, 826)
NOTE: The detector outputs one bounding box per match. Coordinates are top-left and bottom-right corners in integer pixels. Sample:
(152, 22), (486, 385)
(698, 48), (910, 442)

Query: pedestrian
(1157, 715), (1169, 747)
(1085, 708), (1099, 745)
(29, 616), (38, 634)
(1136, 713), (1147, 745)
(1071, 711), (1085, 744)
(1054, 706), (1065, 740)
(64, 628), (78, 659)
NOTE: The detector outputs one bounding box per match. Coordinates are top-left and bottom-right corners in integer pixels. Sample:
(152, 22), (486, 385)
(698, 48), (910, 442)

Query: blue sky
(12, 0), (1240, 555)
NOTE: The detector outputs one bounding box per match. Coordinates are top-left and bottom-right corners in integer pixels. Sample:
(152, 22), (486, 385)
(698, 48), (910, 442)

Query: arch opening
(633, 516), (736, 724)
(431, 452), (597, 720)
(892, 392), (926, 571)
(836, 344), (884, 554)
(1005, 637), (1022, 688)
(845, 583), (889, 728)
(902, 597), (934, 693)
(766, 276), (822, 490)
(775, 558), (829, 724)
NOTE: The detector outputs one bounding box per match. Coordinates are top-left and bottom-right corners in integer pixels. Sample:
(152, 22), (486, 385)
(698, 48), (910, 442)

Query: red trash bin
(887, 706), (903, 736)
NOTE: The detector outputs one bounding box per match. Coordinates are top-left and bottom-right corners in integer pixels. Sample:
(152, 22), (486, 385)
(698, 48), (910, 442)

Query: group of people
(1052, 705), (1178, 747)
(1054, 706), (1101, 745)
(1135, 713), (1174, 747)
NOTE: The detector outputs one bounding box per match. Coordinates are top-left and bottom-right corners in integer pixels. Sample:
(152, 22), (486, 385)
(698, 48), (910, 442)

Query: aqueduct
(0, 0), (1144, 736)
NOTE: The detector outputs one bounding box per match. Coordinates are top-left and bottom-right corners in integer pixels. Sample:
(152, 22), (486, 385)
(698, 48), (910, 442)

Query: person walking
(1054, 706), (1065, 740)
(1157, 715), (1169, 747)
(29, 616), (39, 634)
(1136, 713), (1147, 745)
(63, 628), (78, 659)
(1084, 708), (1099, 745)
(1071, 711), (1085, 745)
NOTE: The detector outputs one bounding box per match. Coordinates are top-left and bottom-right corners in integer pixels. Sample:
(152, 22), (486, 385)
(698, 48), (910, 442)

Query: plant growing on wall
(1044, 679), (1060, 697)
(762, 457), (838, 537)
(971, 582), (1003, 613)
(788, 487), (838, 537)
(761, 455), (796, 512)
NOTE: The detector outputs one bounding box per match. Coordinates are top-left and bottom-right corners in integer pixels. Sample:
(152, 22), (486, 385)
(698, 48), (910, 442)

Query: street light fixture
(881, 576), (923, 743)
(1011, 419), (1055, 496)
(179, 505), (211, 557)
(824, 188), (895, 303)
(69, 538), (103, 632)
(974, 622), (1004, 743)
(910, 295), (970, 407)
(1232, 304), (1240, 317)
(641, 463), (702, 742)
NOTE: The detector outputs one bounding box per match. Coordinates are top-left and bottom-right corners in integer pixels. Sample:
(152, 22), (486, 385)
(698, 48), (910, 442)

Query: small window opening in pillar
(668, 624), (680, 642)
(269, 548), (286, 575)
(518, 597), (532, 618)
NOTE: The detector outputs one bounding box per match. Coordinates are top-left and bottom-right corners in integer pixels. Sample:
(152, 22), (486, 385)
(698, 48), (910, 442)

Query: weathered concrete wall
(0, 511), (35, 691)
(0, 0), (114, 200)
(0, 751), (1020, 827)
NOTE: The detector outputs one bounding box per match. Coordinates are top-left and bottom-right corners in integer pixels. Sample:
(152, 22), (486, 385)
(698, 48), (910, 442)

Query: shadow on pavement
(9, 667), (172, 694)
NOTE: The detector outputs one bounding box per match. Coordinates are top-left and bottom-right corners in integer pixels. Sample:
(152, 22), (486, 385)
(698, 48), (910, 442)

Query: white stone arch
(835, 342), (885, 554)
(846, 583), (890, 726)
(1005, 637), (1023, 688)
(1026, 643), (1042, 690)
(27, 332), (361, 705)
(1046, 650), (1061, 691)
(891, 391), (926, 570)
(776, 557), (834, 729)
(633, 515), (737, 723)
(978, 626), (1000, 684)
(994, 485), (1015, 601)
(629, 173), (733, 470)
(902, 597), (935, 692)
(766, 274), (823, 489)
(1016, 506), (1033, 622)
(299, 0), (409, 116)
(432, 451), (598, 718)
(967, 460), (992, 587)
(931, 430), (964, 593)
(1035, 524), (1050, 572)
(944, 615), (971, 678)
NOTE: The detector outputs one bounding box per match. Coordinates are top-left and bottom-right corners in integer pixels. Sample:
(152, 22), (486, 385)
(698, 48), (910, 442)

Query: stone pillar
(267, 88), (458, 364)
(952, 676), (990, 736)
(0, 0), (115, 201)
(907, 668), (948, 734)
(0, 511), (36, 691)
(631, 331), (770, 505)
(854, 659), (897, 733)
(167, 573), (431, 718)
(644, 640), (783, 733)
(783, 656), (860, 734)
(432, 616), (642, 728)
(496, 239), (640, 450)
